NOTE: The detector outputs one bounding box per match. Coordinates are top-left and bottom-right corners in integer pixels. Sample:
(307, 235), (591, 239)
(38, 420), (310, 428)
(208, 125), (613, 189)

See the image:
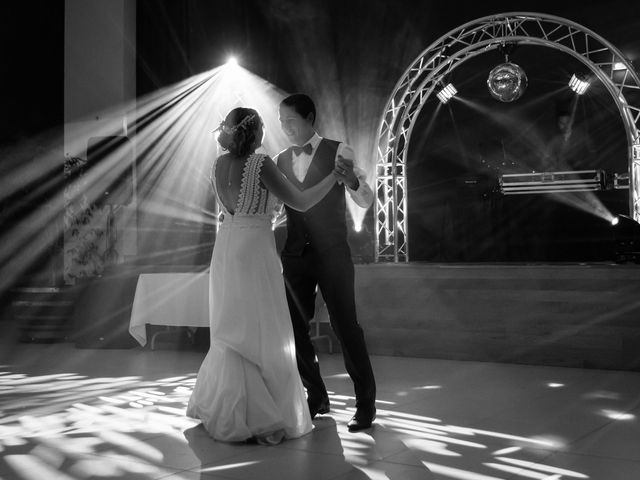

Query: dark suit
(277, 138), (376, 413)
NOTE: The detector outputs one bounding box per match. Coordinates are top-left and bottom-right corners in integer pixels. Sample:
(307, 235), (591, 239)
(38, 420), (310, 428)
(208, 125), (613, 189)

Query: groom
(275, 93), (376, 431)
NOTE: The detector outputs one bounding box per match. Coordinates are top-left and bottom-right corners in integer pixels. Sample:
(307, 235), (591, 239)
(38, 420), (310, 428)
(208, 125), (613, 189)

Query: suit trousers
(282, 243), (376, 412)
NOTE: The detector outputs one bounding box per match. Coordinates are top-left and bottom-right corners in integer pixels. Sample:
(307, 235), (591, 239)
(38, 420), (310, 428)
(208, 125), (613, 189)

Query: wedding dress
(186, 153), (312, 442)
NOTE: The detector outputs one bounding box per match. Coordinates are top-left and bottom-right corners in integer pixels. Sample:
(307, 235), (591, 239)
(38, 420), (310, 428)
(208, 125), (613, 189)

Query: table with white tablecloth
(128, 272), (210, 347)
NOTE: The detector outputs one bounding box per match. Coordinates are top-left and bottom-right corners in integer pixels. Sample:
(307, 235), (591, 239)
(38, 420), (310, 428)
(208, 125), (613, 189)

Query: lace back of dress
(237, 154), (271, 216)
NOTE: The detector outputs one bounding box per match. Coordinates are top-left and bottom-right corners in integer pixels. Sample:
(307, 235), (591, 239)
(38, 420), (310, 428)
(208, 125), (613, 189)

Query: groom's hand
(336, 156), (359, 190)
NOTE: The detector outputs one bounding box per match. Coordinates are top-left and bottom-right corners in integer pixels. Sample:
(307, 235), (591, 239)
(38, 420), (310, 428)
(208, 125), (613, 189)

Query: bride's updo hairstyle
(216, 107), (263, 157)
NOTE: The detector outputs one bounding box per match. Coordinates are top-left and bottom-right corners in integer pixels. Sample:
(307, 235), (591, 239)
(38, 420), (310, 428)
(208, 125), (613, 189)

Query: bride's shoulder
(211, 153), (228, 172)
(256, 154), (280, 181)
(251, 152), (274, 166)
(213, 152), (231, 166)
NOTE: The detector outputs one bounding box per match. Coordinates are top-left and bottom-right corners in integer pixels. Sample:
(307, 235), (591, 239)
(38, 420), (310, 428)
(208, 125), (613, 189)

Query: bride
(186, 107), (337, 444)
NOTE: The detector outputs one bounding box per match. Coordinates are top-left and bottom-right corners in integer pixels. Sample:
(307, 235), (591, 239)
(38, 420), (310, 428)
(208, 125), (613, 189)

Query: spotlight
(436, 83), (457, 104)
(568, 74), (590, 95)
(612, 214), (640, 263)
(613, 62), (627, 71)
(611, 217), (620, 226)
(226, 56), (238, 67)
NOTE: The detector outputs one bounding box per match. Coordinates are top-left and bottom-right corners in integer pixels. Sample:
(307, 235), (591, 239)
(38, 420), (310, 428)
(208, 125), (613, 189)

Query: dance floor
(1, 323), (639, 480)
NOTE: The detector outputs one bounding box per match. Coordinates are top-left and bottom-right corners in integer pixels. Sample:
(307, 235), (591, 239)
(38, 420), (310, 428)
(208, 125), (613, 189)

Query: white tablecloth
(129, 272), (209, 346)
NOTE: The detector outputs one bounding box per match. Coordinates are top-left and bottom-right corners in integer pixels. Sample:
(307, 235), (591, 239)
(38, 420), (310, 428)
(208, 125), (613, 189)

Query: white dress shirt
(289, 133), (373, 208)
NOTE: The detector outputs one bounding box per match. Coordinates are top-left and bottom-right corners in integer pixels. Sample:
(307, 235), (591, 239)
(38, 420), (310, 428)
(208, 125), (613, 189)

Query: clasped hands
(334, 155), (358, 190)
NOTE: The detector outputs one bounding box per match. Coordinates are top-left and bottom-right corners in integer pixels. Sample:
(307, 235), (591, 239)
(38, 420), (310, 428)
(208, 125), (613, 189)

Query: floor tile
(280, 417), (409, 462)
(383, 442), (559, 480)
(567, 415), (640, 462)
(157, 468), (238, 480)
(330, 460), (435, 479)
(542, 451), (640, 480)
(196, 447), (354, 480)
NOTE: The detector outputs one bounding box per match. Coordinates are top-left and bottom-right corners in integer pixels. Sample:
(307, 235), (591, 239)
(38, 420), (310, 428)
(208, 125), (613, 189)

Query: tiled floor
(1, 328), (639, 480)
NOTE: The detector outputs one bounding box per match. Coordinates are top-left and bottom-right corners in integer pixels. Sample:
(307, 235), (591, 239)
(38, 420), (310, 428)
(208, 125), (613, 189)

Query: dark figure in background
(543, 102), (597, 171)
(275, 93), (377, 431)
(533, 101), (598, 260)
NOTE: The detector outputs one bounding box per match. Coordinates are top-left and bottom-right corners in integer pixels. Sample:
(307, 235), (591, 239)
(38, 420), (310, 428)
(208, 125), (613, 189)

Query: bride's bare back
(214, 153), (248, 215)
(212, 153), (337, 215)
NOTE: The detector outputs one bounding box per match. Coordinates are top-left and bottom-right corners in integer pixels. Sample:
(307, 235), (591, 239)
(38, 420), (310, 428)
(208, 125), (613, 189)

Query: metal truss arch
(375, 12), (640, 262)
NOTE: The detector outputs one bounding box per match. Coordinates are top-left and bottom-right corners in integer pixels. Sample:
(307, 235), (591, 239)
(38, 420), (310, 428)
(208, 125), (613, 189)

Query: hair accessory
(235, 113), (256, 131)
(213, 113), (256, 134)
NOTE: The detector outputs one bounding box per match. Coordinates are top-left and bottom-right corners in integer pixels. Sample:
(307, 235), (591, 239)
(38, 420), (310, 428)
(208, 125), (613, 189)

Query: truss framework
(375, 12), (640, 262)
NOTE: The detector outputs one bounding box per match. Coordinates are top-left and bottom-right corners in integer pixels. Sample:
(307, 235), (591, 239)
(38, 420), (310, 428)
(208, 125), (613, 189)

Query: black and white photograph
(1, 1), (640, 479)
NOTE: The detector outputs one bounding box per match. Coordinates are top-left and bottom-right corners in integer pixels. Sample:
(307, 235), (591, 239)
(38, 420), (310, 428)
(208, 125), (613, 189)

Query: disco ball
(487, 62), (528, 102)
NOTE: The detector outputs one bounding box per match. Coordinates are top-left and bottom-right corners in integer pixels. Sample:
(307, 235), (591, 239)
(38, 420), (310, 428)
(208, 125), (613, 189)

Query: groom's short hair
(281, 94), (316, 125)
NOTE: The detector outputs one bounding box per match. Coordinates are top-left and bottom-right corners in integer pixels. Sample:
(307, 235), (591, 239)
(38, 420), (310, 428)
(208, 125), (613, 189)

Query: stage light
(568, 74), (590, 95)
(487, 62), (527, 102)
(436, 83), (457, 104)
(226, 56), (238, 67)
(613, 172), (629, 190)
(613, 62), (626, 71)
(499, 170), (605, 195)
(612, 214), (640, 263)
(611, 216), (620, 226)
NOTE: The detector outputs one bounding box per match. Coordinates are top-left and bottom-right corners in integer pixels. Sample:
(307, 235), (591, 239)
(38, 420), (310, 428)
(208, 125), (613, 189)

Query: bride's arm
(260, 156), (337, 212)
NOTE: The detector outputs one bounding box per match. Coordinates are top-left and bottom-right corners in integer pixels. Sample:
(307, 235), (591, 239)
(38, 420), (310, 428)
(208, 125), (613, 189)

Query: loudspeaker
(86, 136), (134, 205)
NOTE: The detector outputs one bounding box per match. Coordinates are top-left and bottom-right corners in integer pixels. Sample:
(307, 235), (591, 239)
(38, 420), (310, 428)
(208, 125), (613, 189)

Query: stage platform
(30, 262), (640, 372)
(353, 262), (640, 371)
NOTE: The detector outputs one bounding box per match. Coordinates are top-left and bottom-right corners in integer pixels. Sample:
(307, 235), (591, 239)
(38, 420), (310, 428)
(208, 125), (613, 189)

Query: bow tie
(292, 143), (313, 156)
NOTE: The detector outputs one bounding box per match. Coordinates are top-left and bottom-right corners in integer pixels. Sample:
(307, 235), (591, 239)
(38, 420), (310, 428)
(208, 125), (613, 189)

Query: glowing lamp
(436, 83), (457, 104)
(569, 74), (590, 95)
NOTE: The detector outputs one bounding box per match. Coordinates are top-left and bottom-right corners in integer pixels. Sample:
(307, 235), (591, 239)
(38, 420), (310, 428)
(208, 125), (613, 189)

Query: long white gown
(186, 153), (312, 442)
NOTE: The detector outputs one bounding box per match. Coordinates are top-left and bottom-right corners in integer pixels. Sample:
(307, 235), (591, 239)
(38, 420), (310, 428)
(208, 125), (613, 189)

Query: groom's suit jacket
(277, 138), (348, 256)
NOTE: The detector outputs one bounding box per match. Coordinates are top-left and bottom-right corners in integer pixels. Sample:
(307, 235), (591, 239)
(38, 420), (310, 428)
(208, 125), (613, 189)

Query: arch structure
(375, 12), (640, 262)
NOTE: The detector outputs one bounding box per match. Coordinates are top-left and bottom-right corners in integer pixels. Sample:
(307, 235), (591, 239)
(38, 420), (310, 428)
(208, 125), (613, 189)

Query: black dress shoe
(308, 397), (330, 419)
(347, 409), (376, 432)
